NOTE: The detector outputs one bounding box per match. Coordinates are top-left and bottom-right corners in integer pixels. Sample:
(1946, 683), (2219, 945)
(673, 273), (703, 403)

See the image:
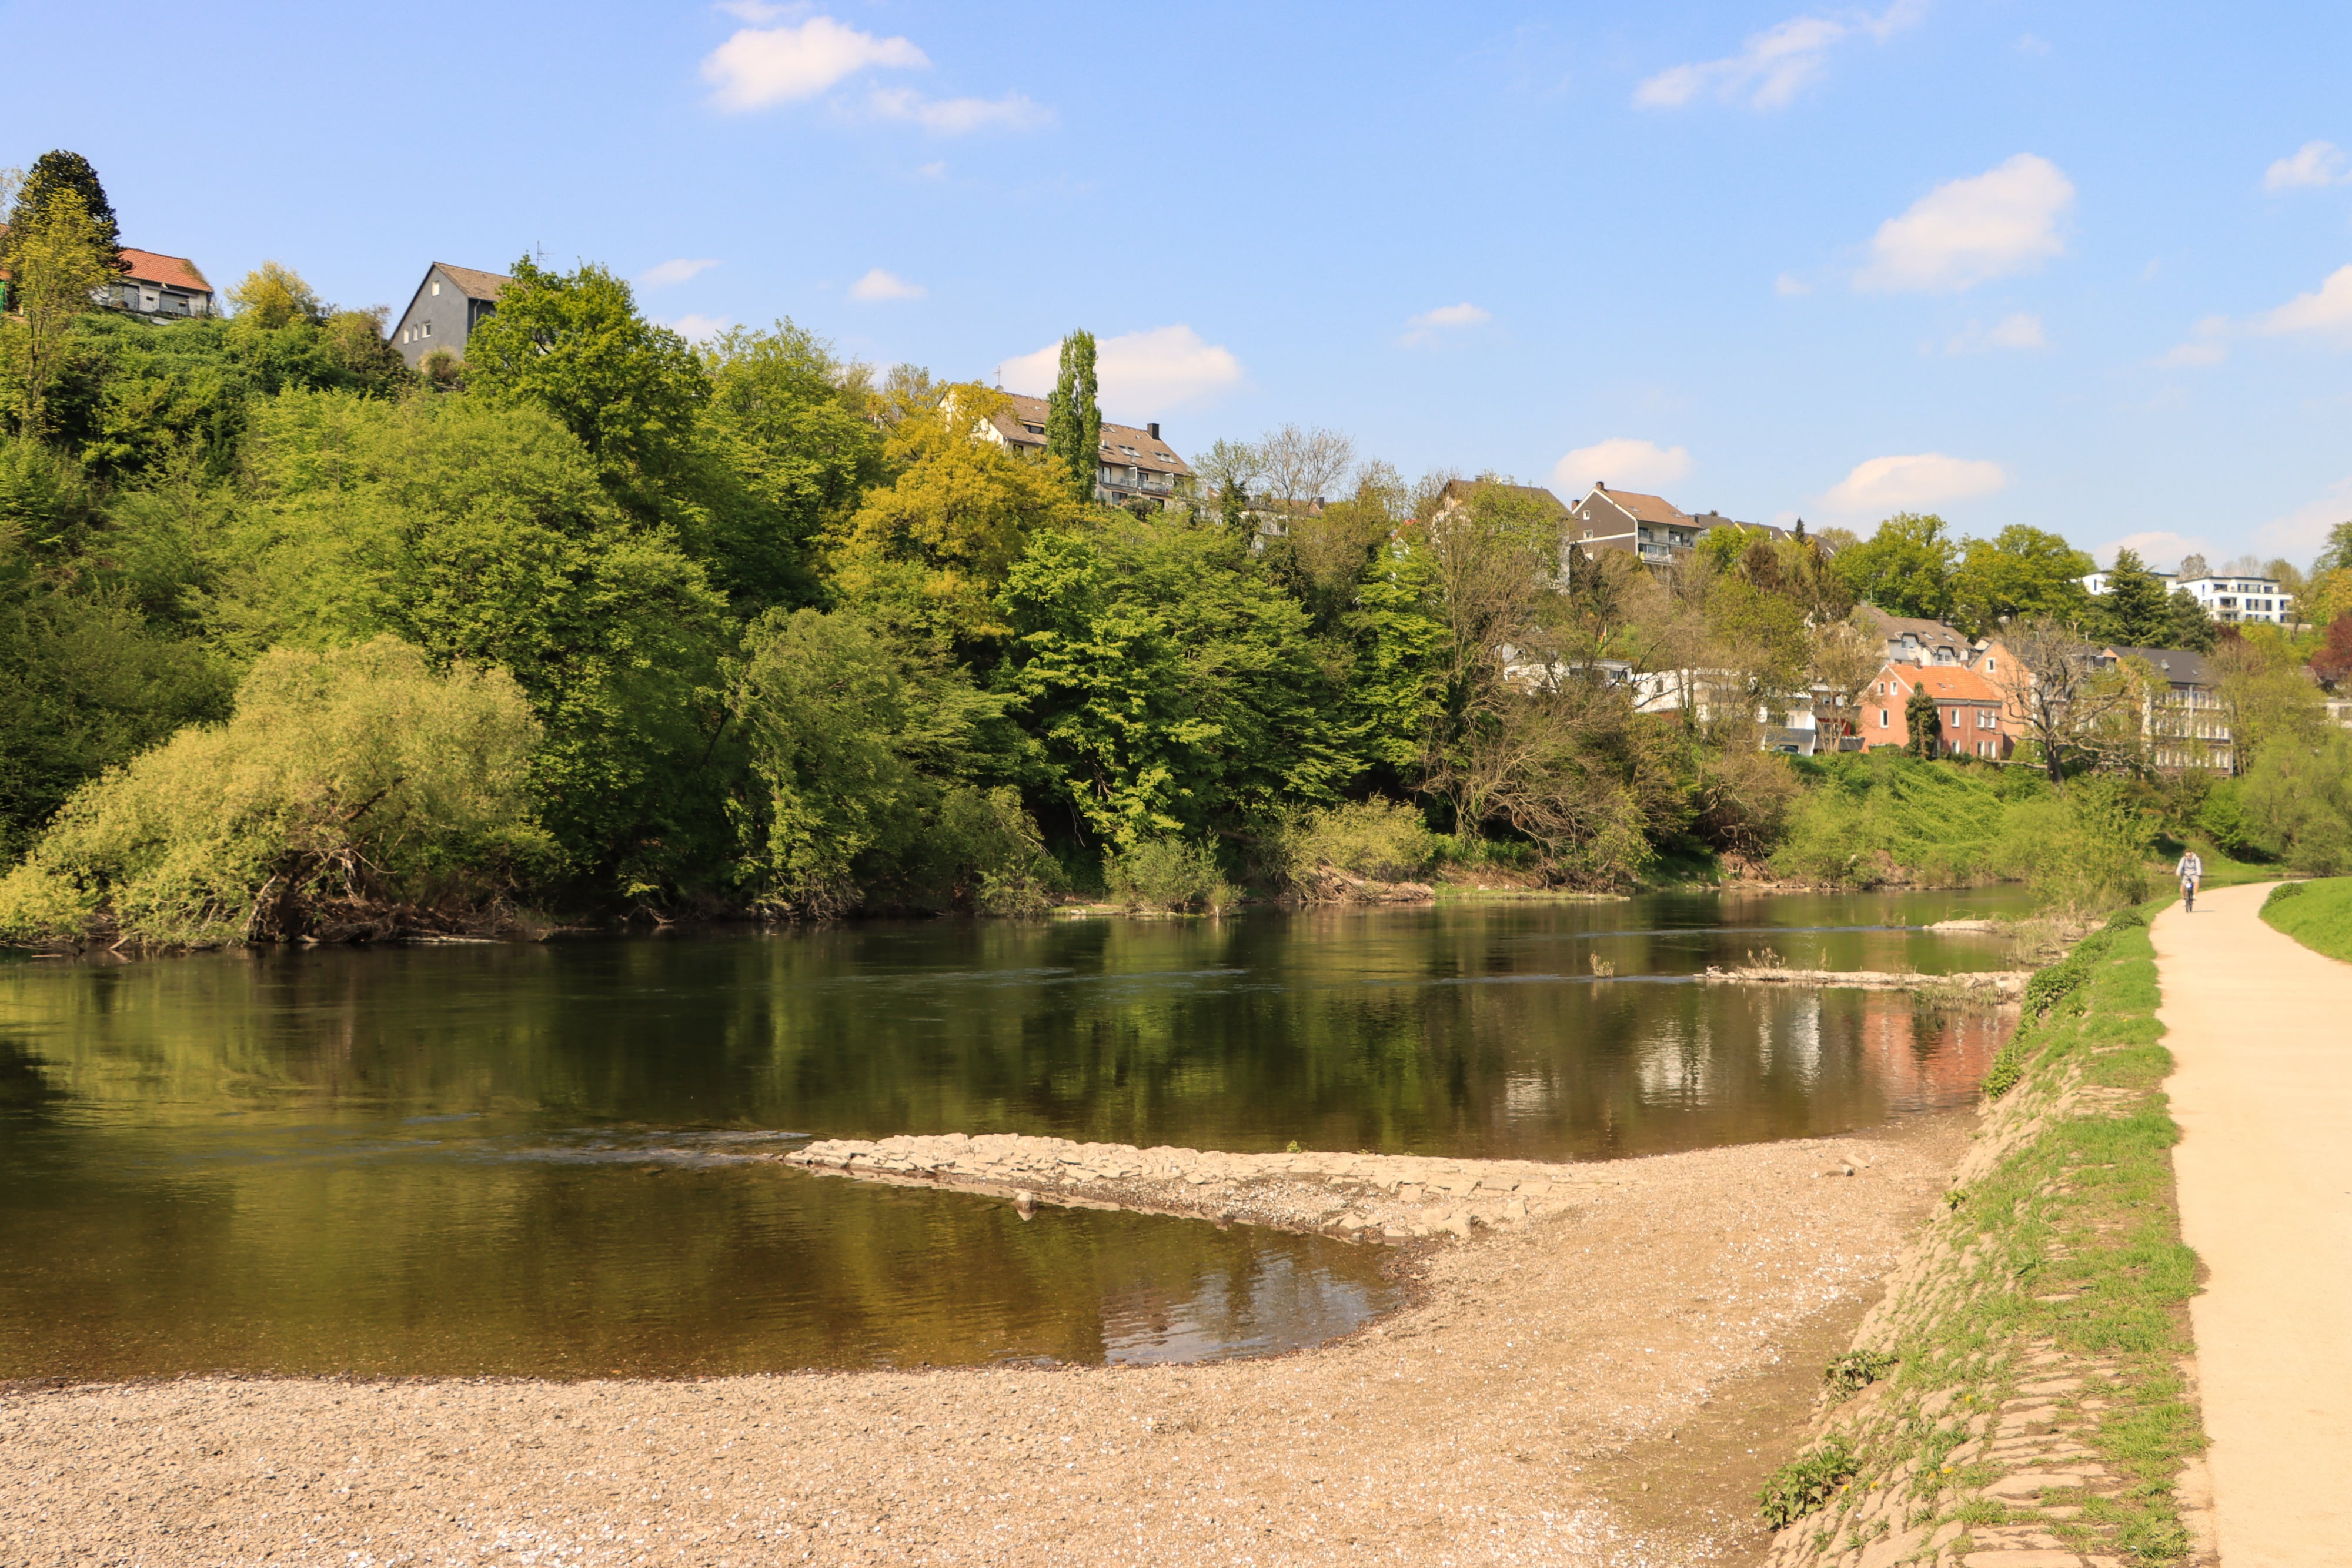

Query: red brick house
(1863, 662), (2010, 758)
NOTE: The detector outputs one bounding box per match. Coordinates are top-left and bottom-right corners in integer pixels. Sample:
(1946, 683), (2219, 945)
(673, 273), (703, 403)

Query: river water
(0, 890), (2027, 1380)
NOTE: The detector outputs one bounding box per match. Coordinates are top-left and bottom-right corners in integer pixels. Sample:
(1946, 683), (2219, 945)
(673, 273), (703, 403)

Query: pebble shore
(4, 1122), (1969, 1567)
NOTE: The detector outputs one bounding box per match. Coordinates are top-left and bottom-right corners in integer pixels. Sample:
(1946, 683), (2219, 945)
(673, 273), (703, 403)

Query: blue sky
(6, 1), (2350, 569)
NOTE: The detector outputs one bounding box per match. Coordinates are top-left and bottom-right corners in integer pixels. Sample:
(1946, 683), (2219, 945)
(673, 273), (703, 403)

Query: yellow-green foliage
(1104, 837), (1236, 914)
(2241, 731), (2352, 874)
(1770, 753), (2031, 888)
(1993, 777), (2155, 913)
(0, 637), (550, 947)
(1284, 797), (1438, 884)
(2262, 878), (2352, 964)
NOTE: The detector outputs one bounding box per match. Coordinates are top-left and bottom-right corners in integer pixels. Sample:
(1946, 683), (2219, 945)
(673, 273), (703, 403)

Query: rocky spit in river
(3, 1116), (1972, 1567)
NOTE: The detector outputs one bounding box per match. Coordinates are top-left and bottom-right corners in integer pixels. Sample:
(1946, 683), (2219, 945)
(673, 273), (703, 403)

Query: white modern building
(2172, 574), (2292, 626)
(2078, 568), (2178, 597)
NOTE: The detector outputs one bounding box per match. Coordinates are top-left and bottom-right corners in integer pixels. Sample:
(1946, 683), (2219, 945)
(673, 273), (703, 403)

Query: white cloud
(702, 15), (926, 112)
(1633, 0), (1925, 111)
(1856, 154), (2073, 292)
(1822, 452), (2007, 514)
(996, 326), (1245, 420)
(2263, 140), (2351, 192)
(639, 258), (719, 289)
(2156, 315), (2231, 367)
(2256, 476), (2352, 559)
(666, 313), (733, 342)
(2256, 263), (2352, 341)
(1551, 437), (1693, 495)
(2096, 532), (2210, 571)
(1775, 272), (1812, 296)
(716, 1), (800, 21)
(869, 86), (1051, 133)
(1946, 312), (2046, 353)
(916, 161), (948, 179)
(1398, 302), (1492, 346)
(2015, 32), (2051, 56)
(848, 267), (924, 302)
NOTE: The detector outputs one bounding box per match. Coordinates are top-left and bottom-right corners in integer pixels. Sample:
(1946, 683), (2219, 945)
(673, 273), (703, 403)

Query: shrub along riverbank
(1756, 903), (2209, 1565)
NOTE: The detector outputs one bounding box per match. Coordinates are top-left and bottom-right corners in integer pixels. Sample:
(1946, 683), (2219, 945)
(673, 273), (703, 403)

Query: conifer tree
(3, 150), (121, 275)
(1904, 681), (1943, 757)
(1044, 330), (1100, 506)
(2095, 549), (2172, 647)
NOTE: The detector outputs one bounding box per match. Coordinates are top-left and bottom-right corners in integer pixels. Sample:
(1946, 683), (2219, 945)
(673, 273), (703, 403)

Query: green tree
(461, 257), (710, 502)
(2163, 588), (2217, 652)
(994, 516), (1349, 846)
(0, 189), (116, 439)
(1044, 330), (1101, 506)
(2090, 549), (2173, 646)
(226, 262), (322, 329)
(1903, 682), (1943, 757)
(828, 384), (1080, 653)
(697, 320), (884, 609)
(1832, 513), (1957, 621)
(213, 391), (734, 893)
(1949, 525), (2094, 637)
(1, 150), (121, 271)
(727, 607), (1047, 914)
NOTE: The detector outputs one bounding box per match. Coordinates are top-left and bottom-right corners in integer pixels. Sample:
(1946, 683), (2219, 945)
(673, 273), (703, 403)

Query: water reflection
(0, 890), (2019, 1380)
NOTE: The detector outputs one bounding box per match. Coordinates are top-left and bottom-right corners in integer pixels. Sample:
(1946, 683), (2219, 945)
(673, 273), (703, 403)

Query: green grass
(1785, 902), (2207, 1562)
(2262, 877), (2352, 964)
(1773, 753), (2045, 888)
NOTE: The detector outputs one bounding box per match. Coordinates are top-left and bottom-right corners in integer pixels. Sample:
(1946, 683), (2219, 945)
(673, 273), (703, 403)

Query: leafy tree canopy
(4, 149), (120, 263)
(1833, 513), (1957, 623)
(1950, 524), (2093, 637)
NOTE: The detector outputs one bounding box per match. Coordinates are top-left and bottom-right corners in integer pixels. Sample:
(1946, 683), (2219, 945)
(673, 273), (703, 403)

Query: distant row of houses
(2079, 566), (2293, 626)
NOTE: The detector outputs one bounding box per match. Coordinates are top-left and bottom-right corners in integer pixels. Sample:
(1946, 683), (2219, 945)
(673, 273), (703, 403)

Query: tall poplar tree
(1044, 330), (1101, 506)
(1904, 683), (1943, 757)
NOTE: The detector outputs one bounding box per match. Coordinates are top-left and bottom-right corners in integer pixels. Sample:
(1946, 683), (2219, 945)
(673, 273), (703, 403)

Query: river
(0, 889), (2027, 1380)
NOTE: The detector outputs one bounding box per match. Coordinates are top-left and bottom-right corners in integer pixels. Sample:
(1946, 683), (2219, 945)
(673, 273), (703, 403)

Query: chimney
(1148, 422), (1160, 440)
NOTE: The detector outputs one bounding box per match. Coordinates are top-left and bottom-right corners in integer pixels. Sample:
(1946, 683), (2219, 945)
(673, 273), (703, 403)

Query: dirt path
(1, 1121), (1968, 1568)
(2154, 881), (2352, 1566)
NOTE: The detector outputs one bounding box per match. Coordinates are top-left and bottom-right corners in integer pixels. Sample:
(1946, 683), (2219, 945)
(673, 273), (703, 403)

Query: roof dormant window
(431, 281), (441, 295)
(1022, 423), (1044, 434)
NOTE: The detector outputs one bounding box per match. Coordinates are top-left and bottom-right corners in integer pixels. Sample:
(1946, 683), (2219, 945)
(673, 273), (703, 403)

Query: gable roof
(118, 248), (211, 293)
(1577, 483), (1690, 527)
(432, 262), (511, 302)
(1887, 663), (2001, 703)
(990, 393), (1192, 477)
(1860, 606), (1973, 648)
(2103, 646), (2217, 688)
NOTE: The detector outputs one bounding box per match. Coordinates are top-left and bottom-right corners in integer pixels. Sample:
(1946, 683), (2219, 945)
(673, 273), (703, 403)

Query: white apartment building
(2077, 568), (2177, 597)
(2173, 574), (2292, 626)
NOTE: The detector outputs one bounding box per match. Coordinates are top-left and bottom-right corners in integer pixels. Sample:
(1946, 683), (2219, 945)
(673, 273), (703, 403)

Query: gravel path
(2158, 882), (2352, 1566)
(3, 1124), (1966, 1567)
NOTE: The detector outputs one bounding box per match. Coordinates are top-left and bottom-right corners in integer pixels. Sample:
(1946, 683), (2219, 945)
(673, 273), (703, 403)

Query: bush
(1994, 777), (2153, 914)
(0, 637), (551, 947)
(1103, 837), (1235, 913)
(1770, 753), (2023, 887)
(1824, 1349), (1896, 1397)
(1758, 1436), (1857, 1527)
(1282, 798), (1437, 885)
(2241, 731), (2352, 874)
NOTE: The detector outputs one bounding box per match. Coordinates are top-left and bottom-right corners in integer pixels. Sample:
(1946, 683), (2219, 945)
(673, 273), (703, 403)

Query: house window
(432, 281), (442, 295)
(1984, 657), (1996, 673)
(1879, 709), (1889, 728)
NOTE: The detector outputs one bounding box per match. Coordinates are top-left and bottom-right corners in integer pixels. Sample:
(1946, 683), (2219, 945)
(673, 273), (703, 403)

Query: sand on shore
(2, 1118), (1967, 1567)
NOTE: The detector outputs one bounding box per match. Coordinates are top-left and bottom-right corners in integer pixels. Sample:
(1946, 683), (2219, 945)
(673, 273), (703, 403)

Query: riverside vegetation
(8, 149), (2352, 947)
(1756, 904), (2210, 1564)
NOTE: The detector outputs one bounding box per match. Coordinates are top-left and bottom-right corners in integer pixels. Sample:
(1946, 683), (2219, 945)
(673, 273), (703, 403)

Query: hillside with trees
(7, 150), (2352, 946)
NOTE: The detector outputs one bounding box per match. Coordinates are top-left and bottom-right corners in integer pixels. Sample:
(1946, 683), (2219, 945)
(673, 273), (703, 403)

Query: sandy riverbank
(3, 1116), (1970, 1567)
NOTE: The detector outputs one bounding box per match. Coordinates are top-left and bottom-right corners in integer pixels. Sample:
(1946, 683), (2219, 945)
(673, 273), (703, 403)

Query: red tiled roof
(990, 392), (1192, 476)
(1585, 484), (1690, 526)
(117, 248), (211, 293)
(1888, 663), (2001, 703)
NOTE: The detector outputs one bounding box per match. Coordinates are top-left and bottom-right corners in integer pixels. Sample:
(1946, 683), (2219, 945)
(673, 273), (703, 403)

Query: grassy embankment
(1760, 901), (2209, 1563)
(2260, 877), (2352, 962)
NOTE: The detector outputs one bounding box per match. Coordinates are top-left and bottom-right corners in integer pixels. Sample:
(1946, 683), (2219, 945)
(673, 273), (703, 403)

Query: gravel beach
(3, 1117), (1967, 1567)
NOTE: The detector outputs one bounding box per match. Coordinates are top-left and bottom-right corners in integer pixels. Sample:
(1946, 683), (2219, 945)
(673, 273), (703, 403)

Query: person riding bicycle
(2177, 849), (2204, 912)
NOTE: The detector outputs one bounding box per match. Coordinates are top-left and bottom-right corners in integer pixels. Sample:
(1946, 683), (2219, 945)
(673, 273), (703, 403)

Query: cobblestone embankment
(1754, 910), (2215, 1568)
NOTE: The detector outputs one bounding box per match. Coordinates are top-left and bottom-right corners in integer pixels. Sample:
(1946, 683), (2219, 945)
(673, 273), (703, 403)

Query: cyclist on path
(2177, 848), (2204, 912)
